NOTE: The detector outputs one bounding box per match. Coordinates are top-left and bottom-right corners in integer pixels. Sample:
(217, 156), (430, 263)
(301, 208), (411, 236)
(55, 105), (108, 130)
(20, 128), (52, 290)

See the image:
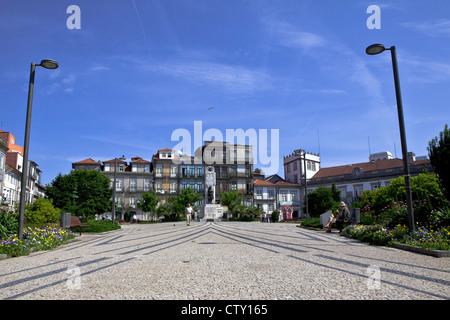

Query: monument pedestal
(199, 204), (224, 222)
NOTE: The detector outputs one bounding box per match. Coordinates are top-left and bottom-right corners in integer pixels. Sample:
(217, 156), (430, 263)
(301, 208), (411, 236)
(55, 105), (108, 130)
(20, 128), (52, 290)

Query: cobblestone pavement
(0, 221), (449, 300)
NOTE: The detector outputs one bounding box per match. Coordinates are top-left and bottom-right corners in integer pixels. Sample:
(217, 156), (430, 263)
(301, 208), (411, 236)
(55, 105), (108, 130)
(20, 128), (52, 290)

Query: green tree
(137, 191), (160, 219)
(221, 190), (242, 212)
(25, 198), (61, 224)
(331, 183), (341, 202)
(305, 187), (339, 218)
(46, 170), (112, 217)
(428, 124), (450, 201)
(177, 187), (201, 209)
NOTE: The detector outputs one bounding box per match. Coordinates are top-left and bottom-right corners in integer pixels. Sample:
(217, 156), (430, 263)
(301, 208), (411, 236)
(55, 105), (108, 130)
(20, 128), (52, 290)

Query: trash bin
(61, 212), (72, 229)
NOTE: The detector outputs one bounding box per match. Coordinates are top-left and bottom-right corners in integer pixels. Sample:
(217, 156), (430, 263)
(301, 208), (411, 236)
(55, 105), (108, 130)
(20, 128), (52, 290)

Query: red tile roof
(254, 179), (275, 186)
(73, 158), (99, 165)
(131, 156), (151, 163)
(311, 158), (431, 179)
(103, 159), (127, 164)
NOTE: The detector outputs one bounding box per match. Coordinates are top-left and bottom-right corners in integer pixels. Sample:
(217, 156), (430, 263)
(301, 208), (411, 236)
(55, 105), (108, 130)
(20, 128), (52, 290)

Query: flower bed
(0, 227), (74, 258)
(342, 224), (450, 252)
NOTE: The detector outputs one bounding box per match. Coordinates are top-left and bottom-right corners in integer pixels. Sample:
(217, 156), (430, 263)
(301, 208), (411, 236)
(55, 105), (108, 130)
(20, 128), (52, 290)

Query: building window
(170, 182), (177, 193)
(307, 161), (311, 170)
(281, 192), (287, 202)
(116, 179), (123, 191)
(182, 165), (187, 178)
(171, 165), (177, 177)
(181, 181), (187, 189)
(144, 179), (151, 191)
(268, 188), (274, 199)
(189, 166), (195, 177)
(119, 164), (124, 172)
(287, 163), (290, 173)
(245, 165), (251, 177)
(231, 181), (237, 191)
(256, 188), (262, 199)
(231, 165), (237, 177)
(197, 166), (203, 177)
(338, 186), (347, 199)
(312, 162), (316, 171)
(197, 182), (203, 193)
(130, 179), (136, 192)
(144, 164), (150, 172)
(269, 204), (274, 212)
(132, 164), (137, 172)
(189, 181), (195, 190)
(105, 164), (110, 172)
(156, 165), (162, 177)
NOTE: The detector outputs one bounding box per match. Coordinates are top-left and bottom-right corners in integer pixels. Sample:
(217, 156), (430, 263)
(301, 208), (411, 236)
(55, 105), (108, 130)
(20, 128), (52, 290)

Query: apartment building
(253, 174), (302, 220)
(73, 156), (153, 221)
(198, 140), (253, 206)
(71, 141), (254, 220)
(0, 137), (7, 203)
(1, 132), (45, 210)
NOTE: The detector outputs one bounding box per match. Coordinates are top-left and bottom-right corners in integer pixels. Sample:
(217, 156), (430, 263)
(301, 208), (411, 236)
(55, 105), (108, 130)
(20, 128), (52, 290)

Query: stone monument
(200, 166), (223, 222)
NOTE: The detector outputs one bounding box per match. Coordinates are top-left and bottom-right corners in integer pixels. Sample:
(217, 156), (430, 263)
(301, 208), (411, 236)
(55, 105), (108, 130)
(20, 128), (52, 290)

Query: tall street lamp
(18, 59), (59, 240)
(366, 44), (415, 232)
(112, 156), (126, 225)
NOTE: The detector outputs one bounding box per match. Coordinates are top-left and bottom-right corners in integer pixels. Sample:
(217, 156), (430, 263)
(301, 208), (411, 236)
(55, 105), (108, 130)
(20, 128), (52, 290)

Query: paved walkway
(0, 222), (449, 300)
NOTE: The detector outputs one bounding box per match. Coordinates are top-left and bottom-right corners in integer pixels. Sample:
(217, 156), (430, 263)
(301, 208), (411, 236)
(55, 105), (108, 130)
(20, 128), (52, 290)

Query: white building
(283, 149), (320, 184)
(307, 152), (433, 205)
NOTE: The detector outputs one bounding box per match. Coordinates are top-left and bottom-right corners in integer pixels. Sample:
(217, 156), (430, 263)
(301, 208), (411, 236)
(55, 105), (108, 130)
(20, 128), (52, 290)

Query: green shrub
(271, 210), (279, 222)
(0, 211), (18, 240)
(25, 198), (60, 225)
(72, 219), (120, 233)
(301, 218), (322, 228)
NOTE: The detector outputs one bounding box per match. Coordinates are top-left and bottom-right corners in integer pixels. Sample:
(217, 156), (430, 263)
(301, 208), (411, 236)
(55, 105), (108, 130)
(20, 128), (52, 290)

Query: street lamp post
(366, 44), (415, 232)
(111, 156), (125, 225)
(18, 60), (59, 240)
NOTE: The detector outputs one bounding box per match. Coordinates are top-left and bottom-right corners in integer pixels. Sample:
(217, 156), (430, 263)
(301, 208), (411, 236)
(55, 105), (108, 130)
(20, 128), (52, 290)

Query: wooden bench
(70, 216), (90, 236)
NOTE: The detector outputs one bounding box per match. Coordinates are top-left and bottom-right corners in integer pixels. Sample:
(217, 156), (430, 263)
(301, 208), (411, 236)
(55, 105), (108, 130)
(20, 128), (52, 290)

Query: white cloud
(401, 19), (450, 37)
(153, 61), (272, 94)
(262, 19), (327, 49)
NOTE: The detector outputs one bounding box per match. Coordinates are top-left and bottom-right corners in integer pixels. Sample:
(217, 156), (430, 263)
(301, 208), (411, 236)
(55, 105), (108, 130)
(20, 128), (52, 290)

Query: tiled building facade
(1, 130), (45, 210)
(72, 141), (254, 221)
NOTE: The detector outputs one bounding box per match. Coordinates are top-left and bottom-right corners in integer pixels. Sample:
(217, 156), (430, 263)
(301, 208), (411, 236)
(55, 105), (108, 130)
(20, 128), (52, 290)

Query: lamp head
(366, 44), (386, 55)
(39, 59), (59, 69)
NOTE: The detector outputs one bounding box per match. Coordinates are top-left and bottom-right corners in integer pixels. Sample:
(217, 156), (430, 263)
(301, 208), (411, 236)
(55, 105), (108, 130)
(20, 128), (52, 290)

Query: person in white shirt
(185, 203), (193, 226)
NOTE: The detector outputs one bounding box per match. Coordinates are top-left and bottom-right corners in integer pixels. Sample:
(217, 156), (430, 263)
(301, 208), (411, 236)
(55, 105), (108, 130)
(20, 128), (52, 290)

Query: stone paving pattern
(0, 222), (449, 300)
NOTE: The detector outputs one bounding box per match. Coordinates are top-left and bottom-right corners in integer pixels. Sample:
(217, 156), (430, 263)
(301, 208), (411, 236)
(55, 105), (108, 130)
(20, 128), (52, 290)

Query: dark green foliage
(46, 170), (112, 217)
(428, 124), (450, 201)
(24, 198), (60, 224)
(137, 191), (160, 215)
(0, 211), (18, 240)
(304, 187), (339, 218)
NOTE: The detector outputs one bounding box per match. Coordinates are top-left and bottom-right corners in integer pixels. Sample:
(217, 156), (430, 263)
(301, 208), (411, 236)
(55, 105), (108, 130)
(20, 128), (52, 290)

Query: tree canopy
(428, 124), (450, 201)
(45, 170), (112, 217)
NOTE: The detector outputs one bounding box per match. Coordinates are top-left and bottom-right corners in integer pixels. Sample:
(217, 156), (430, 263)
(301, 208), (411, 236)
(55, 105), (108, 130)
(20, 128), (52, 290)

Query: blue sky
(1, 0), (450, 185)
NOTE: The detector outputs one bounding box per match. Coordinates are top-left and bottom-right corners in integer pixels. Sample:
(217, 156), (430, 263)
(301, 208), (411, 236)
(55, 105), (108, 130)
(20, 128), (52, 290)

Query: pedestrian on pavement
(185, 203), (193, 226)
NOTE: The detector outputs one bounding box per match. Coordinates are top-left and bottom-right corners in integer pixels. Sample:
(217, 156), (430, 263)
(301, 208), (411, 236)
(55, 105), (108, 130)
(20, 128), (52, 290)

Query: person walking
(185, 203), (193, 226)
